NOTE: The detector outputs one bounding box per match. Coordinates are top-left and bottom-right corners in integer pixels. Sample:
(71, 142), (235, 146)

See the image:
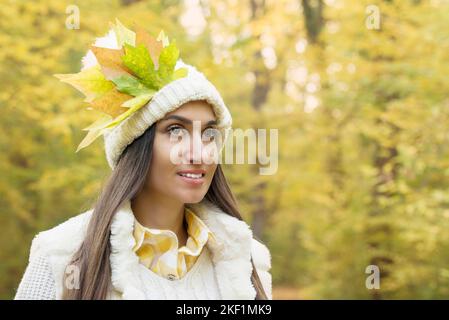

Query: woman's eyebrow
(161, 115), (217, 126)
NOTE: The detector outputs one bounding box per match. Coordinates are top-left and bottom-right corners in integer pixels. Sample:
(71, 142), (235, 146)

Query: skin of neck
(131, 187), (188, 248)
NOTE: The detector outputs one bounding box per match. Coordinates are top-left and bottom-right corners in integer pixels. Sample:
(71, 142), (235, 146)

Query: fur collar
(109, 199), (257, 299)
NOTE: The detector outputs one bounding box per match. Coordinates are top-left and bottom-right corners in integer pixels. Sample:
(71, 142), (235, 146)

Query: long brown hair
(63, 121), (268, 299)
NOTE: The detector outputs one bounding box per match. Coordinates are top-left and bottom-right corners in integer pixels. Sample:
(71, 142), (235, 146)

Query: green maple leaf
(157, 39), (180, 86)
(122, 43), (161, 90)
(111, 74), (155, 96)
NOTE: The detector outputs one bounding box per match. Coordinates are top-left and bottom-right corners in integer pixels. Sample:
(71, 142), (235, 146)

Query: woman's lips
(176, 172), (205, 186)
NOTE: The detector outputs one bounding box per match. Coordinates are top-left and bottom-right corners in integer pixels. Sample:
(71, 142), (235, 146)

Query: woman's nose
(189, 131), (203, 164)
(180, 130), (204, 164)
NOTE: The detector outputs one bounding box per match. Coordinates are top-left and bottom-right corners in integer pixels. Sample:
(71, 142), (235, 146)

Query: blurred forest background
(1, 0), (449, 299)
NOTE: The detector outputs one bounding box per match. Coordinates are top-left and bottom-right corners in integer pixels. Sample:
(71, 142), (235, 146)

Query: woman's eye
(202, 128), (219, 141)
(168, 126), (187, 139)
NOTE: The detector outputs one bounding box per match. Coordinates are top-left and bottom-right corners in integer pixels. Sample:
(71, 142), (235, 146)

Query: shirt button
(167, 274), (177, 281)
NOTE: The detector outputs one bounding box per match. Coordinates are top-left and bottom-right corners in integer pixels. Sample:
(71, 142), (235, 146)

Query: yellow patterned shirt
(132, 207), (215, 280)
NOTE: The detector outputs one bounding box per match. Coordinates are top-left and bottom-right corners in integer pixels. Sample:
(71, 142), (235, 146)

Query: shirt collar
(132, 206), (216, 253)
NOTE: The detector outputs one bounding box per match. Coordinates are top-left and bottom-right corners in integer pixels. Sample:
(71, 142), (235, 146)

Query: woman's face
(145, 100), (220, 204)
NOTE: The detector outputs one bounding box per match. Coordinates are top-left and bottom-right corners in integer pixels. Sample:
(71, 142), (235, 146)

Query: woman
(14, 21), (272, 300)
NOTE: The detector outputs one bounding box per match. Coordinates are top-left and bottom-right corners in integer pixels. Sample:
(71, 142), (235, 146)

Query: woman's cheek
(159, 138), (179, 166)
(207, 165), (217, 184)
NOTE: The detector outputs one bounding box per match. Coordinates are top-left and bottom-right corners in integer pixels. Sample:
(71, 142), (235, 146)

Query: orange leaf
(90, 88), (132, 117)
(90, 46), (132, 80)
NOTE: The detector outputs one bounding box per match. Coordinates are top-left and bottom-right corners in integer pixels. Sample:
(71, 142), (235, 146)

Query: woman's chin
(178, 192), (207, 204)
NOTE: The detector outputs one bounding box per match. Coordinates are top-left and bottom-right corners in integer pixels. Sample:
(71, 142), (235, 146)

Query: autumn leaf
(111, 74), (155, 96)
(135, 26), (163, 68)
(90, 88), (133, 117)
(157, 30), (170, 47)
(76, 114), (113, 152)
(111, 18), (135, 48)
(157, 39), (180, 86)
(76, 127), (104, 153)
(122, 43), (161, 89)
(81, 114), (113, 131)
(105, 92), (154, 129)
(54, 65), (114, 102)
(121, 92), (154, 108)
(90, 46), (124, 69)
(90, 46), (131, 80)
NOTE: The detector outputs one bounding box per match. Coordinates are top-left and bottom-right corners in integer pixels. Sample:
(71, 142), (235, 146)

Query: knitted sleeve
(14, 254), (57, 300)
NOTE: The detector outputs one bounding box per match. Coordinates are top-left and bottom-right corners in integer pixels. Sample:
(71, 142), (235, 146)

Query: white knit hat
(61, 23), (233, 171)
(103, 58), (233, 170)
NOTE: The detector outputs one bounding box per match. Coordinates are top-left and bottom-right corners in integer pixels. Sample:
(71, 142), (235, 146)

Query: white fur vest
(18, 199), (272, 299)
